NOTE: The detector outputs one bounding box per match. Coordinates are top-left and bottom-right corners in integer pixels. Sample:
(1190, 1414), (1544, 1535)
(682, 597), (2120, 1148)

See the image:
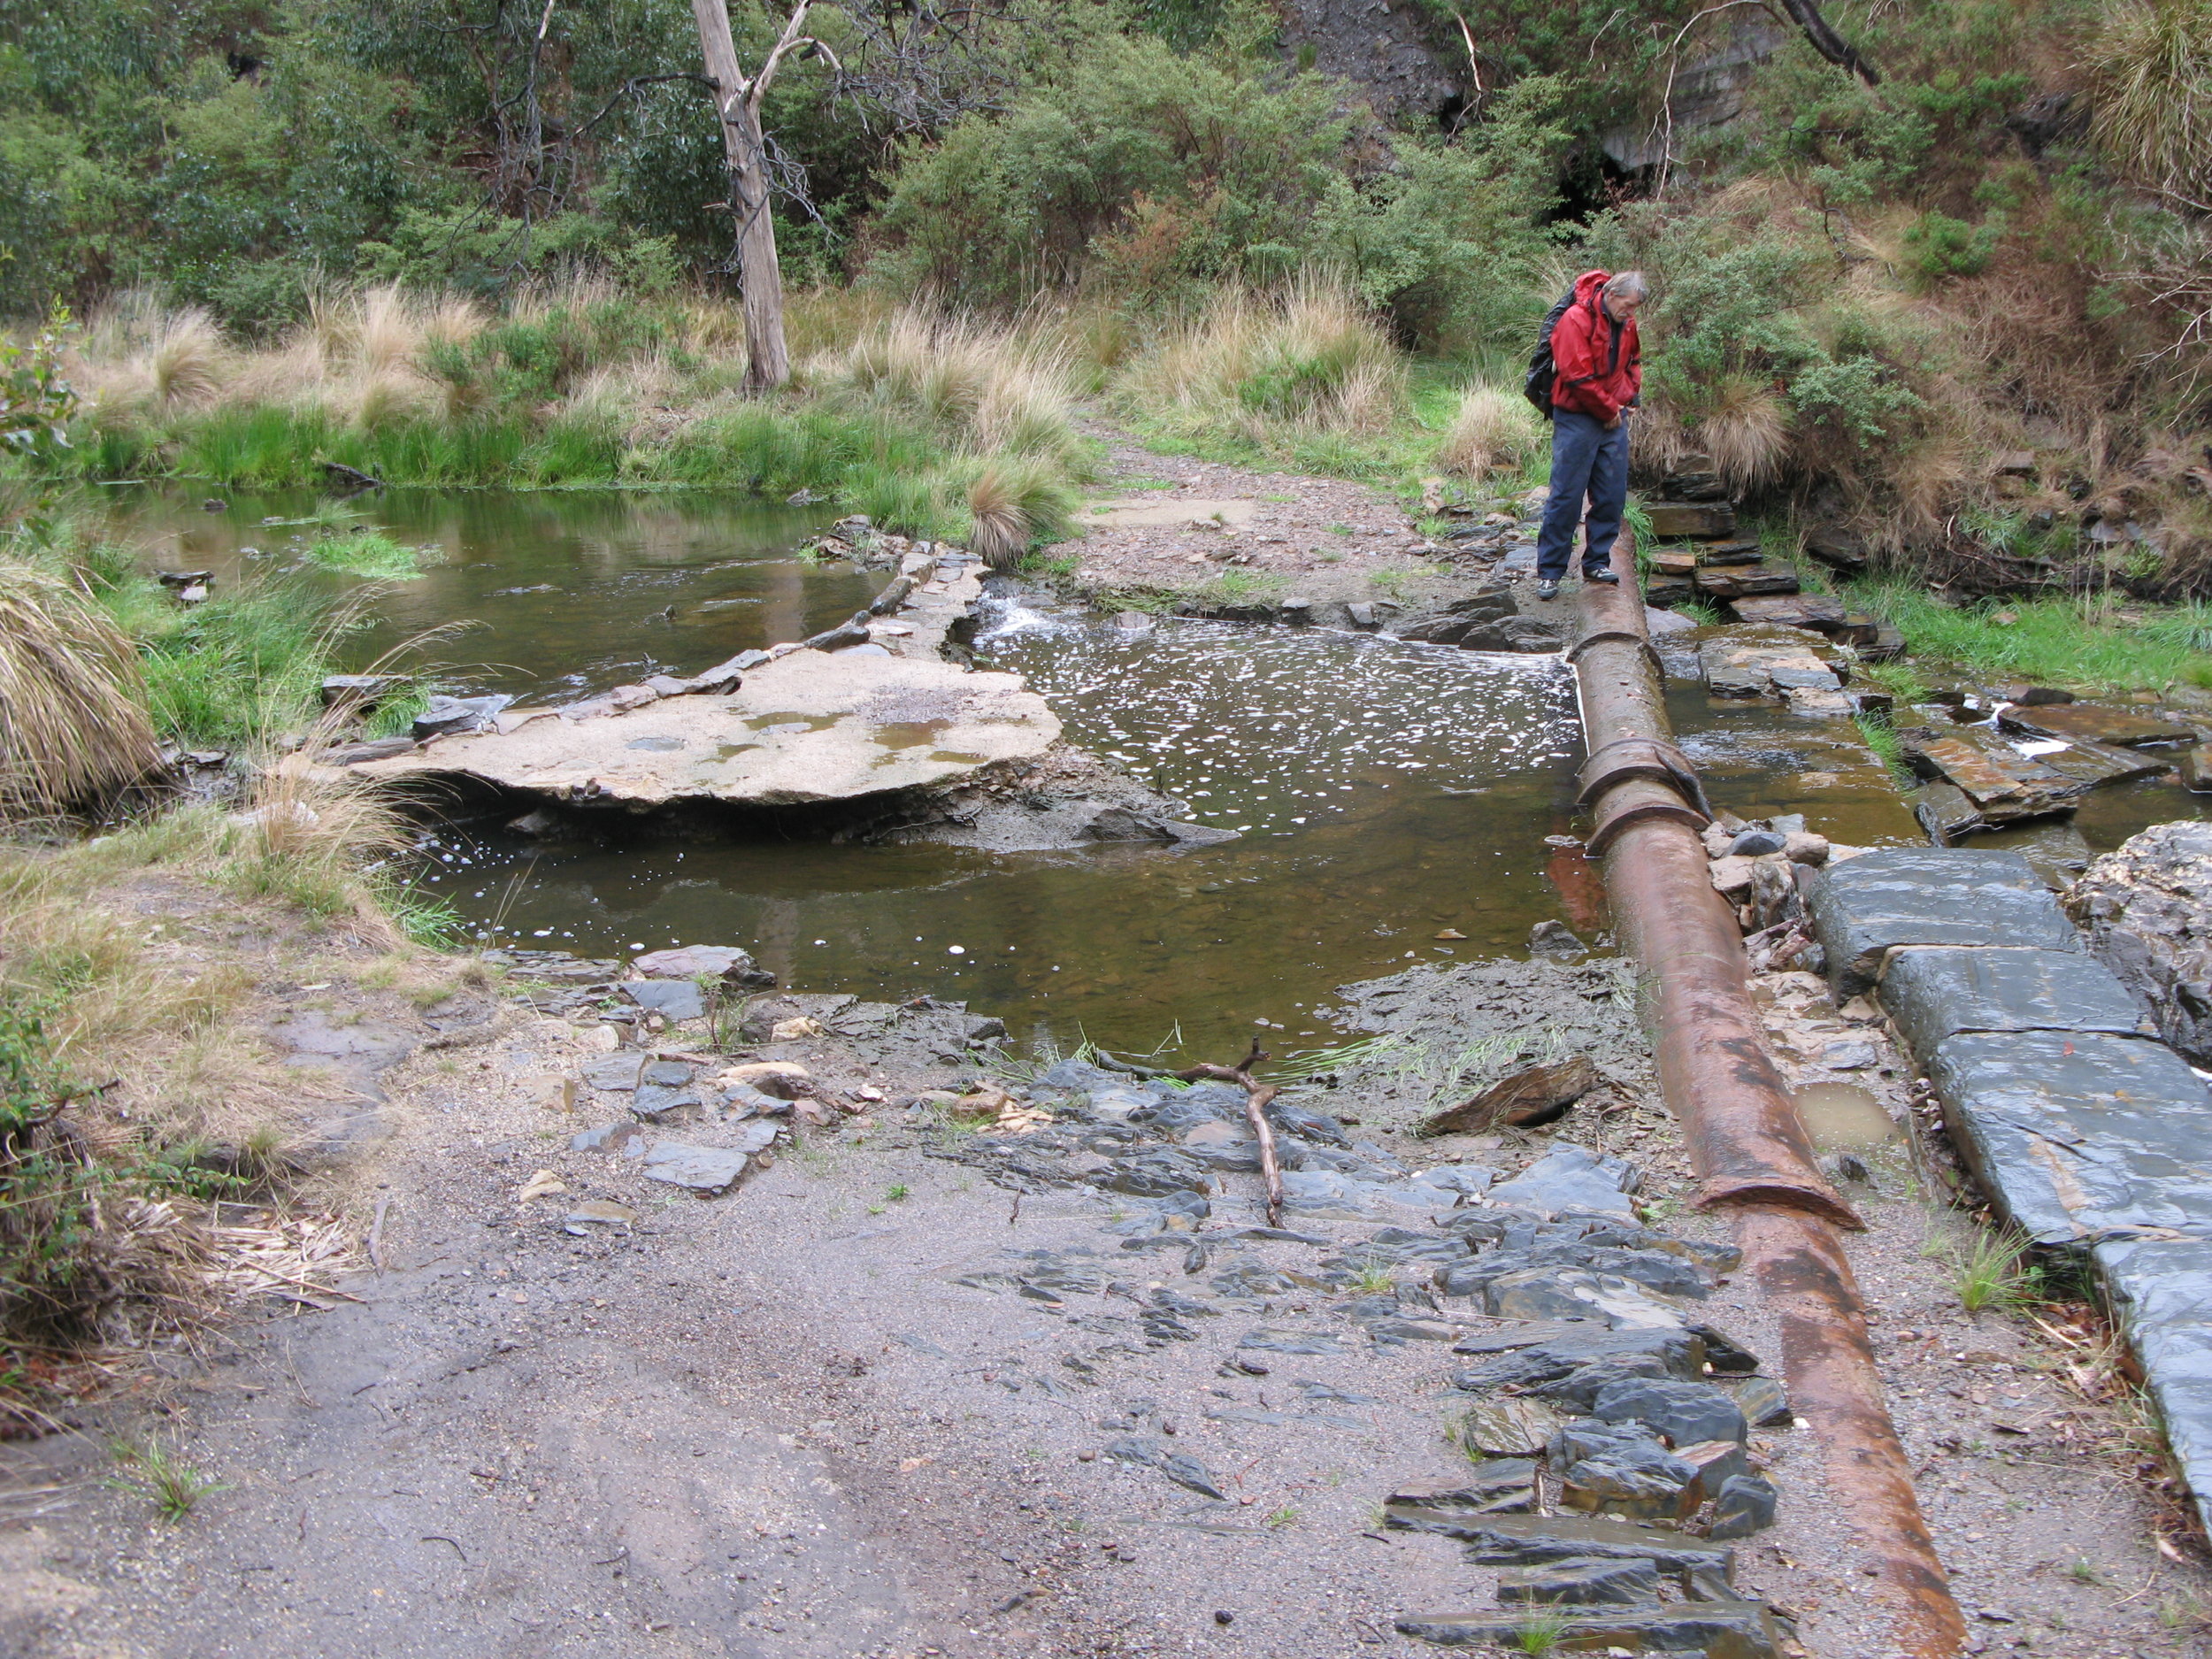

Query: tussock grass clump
(1437, 384), (1544, 479)
(808, 307), (1082, 464)
(2086, 0), (2212, 195)
(0, 564), (163, 819)
(966, 457), (1077, 571)
(1116, 279), (1411, 457)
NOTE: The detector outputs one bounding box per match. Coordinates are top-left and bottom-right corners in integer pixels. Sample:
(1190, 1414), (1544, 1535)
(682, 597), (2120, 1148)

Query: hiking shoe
(1585, 565), (1620, 585)
(1535, 580), (1561, 601)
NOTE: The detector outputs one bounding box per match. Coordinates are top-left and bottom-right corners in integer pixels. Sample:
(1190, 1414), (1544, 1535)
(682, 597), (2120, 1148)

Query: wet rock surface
(1809, 837), (2212, 1536)
(2065, 820), (2212, 1066)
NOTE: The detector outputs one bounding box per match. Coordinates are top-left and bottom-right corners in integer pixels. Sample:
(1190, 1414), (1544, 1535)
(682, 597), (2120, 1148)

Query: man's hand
(1602, 413), (1622, 431)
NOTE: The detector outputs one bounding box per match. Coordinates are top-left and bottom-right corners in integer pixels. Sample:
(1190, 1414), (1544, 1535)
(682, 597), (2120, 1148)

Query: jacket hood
(1572, 269), (1610, 307)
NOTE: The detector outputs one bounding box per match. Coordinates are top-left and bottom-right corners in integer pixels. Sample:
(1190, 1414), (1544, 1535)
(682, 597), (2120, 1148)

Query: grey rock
(1558, 1428), (1703, 1520)
(1533, 1354), (1677, 1412)
(1238, 1327), (1345, 1356)
(1926, 1029), (2212, 1244)
(631, 943), (775, 987)
(720, 1082), (790, 1118)
(1347, 603), (1379, 628)
(412, 693), (512, 738)
(323, 735), (418, 766)
(1878, 945), (2143, 1057)
(1460, 616), (1565, 653)
(1435, 1511), (1737, 1590)
(2093, 1236), (2212, 1535)
(2065, 823), (2212, 1066)
(1729, 1374), (1792, 1427)
(1528, 919), (1586, 958)
(1807, 847), (2081, 995)
(1729, 828), (1788, 856)
(1495, 1555), (1662, 1606)
(1486, 1144), (1640, 1218)
(639, 1141), (750, 1192)
(620, 979), (707, 1022)
(1706, 1473), (1779, 1539)
(630, 1083), (706, 1122)
(1102, 1437), (1226, 1499)
(571, 1122), (643, 1155)
(580, 1054), (652, 1090)
(1394, 1603), (1785, 1655)
(803, 611), (874, 651)
(1592, 1377), (1749, 1446)
(1453, 1325), (1706, 1392)
(1676, 1438), (1752, 1501)
(1386, 1461), (1538, 1516)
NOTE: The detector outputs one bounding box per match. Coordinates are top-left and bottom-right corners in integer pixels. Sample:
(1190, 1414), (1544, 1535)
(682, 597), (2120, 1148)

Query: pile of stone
(1695, 623), (1886, 718)
(1807, 841), (2212, 1536)
(1892, 690), (2203, 853)
(1433, 487), (1546, 569)
(1694, 814), (1862, 972)
(1394, 582), (1565, 655)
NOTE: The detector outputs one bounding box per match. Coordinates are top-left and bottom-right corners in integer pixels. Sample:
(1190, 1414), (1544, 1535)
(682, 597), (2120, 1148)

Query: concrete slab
(352, 649), (1060, 808)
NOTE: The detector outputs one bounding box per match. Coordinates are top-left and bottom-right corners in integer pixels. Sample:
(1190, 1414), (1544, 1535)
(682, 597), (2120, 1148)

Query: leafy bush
(1901, 210), (2003, 288)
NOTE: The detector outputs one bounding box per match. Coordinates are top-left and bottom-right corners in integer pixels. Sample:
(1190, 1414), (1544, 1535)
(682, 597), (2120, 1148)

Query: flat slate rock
(1879, 945), (2146, 1056)
(1394, 1602), (1785, 1656)
(1806, 847), (2080, 995)
(351, 648), (1060, 807)
(1925, 1029), (2212, 1244)
(1999, 703), (2199, 748)
(2093, 1236), (2212, 1535)
(622, 979), (707, 1022)
(639, 1141), (750, 1193)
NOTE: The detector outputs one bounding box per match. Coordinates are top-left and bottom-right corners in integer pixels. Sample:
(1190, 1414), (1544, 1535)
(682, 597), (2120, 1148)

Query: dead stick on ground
(368, 1197), (391, 1273)
(1179, 1039), (1285, 1229)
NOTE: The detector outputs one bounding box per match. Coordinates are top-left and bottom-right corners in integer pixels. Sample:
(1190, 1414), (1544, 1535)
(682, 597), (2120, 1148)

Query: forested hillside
(3, 0), (2208, 589)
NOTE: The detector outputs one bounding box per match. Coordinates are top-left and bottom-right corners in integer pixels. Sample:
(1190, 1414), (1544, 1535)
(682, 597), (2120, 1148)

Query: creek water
(107, 487), (2207, 1058)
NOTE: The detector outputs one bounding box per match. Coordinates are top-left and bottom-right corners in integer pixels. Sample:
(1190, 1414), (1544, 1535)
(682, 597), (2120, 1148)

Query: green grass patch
(302, 530), (440, 580)
(1842, 580), (2212, 694)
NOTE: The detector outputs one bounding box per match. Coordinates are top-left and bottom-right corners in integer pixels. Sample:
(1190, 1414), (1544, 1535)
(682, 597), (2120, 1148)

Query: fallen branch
(1178, 1039), (1286, 1228)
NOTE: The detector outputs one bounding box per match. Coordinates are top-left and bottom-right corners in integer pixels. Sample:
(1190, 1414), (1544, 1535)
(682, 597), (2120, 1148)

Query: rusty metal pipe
(1571, 541), (1965, 1658)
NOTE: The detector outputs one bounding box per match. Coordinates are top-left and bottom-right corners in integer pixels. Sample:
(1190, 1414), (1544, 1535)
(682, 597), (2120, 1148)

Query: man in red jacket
(1534, 269), (1647, 602)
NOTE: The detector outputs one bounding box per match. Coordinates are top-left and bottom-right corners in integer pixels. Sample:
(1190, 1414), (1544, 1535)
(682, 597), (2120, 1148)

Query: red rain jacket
(1549, 269), (1641, 423)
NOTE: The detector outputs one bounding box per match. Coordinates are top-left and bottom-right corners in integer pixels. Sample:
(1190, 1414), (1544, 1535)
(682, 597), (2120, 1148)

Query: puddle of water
(1081, 497), (1256, 529)
(1793, 1081), (1900, 1150)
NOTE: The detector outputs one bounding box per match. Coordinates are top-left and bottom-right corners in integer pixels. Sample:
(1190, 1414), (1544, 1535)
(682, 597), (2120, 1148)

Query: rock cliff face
(2065, 821), (2212, 1067)
(1279, 0), (1461, 123)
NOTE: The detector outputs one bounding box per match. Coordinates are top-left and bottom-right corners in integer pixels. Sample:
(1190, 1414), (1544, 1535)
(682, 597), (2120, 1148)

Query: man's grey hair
(1603, 270), (1649, 302)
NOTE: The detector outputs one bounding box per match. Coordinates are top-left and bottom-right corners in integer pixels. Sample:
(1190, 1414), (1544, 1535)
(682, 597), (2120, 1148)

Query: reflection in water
(104, 485), (849, 698)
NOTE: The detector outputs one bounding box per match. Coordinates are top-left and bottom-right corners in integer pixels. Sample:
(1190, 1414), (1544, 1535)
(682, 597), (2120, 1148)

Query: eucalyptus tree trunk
(690, 0), (832, 393)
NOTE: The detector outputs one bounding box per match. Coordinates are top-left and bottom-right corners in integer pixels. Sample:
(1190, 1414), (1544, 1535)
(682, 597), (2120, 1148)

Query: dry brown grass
(806, 305), (1082, 462)
(1437, 383), (1544, 479)
(0, 564), (164, 819)
(1114, 277), (1411, 442)
(1695, 374), (1792, 493)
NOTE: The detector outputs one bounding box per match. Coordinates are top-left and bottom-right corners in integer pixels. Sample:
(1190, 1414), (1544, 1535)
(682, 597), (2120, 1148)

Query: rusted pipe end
(1735, 1205), (1967, 1657)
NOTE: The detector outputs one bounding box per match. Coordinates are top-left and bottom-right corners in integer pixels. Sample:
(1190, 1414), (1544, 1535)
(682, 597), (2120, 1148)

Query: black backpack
(1521, 286), (1581, 419)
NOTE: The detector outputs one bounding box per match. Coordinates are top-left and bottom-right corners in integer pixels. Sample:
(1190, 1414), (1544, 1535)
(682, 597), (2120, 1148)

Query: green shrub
(1901, 210), (2003, 287)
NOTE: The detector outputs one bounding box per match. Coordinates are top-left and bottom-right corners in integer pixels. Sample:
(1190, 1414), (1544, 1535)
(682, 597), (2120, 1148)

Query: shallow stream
(108, 487), (2207, 1056)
